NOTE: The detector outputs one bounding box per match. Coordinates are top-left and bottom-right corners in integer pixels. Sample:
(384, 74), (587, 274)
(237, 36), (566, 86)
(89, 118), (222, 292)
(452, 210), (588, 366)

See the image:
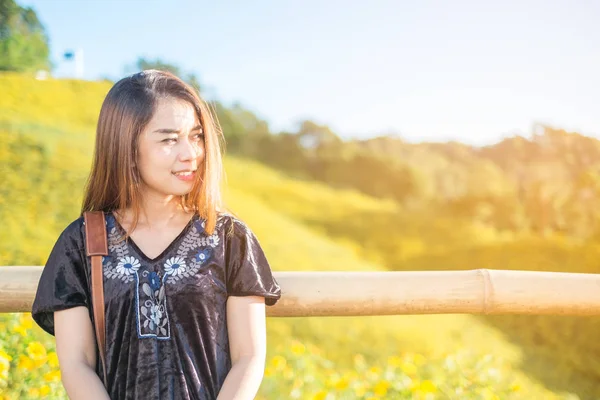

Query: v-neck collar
(109, 211), (198, 263)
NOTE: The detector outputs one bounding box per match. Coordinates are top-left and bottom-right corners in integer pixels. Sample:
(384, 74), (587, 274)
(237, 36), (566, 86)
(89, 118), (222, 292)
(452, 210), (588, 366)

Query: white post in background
(74, 48), (84, 79)
(63, 48), (85, 79)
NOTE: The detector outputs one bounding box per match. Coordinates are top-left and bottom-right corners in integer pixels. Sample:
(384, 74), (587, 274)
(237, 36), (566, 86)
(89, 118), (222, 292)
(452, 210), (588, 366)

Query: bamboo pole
(1, 266), (600, 316)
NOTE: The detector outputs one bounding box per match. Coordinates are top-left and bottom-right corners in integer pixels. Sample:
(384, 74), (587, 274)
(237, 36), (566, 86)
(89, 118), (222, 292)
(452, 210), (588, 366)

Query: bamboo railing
(2, 266), (600, 316)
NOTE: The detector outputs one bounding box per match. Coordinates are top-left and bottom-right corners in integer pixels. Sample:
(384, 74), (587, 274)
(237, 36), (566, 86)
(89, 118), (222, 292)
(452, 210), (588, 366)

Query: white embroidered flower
(150, 305), (163, 326)
(116, 256), (140, 276)
(164, 257), (186, 276)
(207, 235), (220, 247)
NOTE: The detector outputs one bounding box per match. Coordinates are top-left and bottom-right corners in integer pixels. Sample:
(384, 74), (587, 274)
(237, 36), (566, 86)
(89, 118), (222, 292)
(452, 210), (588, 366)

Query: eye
(193, 133), (204, 141)
(162, 138), (177, 144)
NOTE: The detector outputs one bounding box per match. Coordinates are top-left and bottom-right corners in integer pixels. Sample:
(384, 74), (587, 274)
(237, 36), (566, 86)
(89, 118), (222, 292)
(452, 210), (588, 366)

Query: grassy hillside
(0, 72), (109, 142)
(224, 156), (600, 398)
(0, 73), (593, 399)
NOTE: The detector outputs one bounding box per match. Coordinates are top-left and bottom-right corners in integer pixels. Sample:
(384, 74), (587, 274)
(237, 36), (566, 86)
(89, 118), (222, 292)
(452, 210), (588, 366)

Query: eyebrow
(153, 125), (203, 134)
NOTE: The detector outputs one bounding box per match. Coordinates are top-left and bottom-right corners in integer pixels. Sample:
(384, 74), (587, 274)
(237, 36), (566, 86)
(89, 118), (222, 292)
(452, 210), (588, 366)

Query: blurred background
(1, 0), (600, 399)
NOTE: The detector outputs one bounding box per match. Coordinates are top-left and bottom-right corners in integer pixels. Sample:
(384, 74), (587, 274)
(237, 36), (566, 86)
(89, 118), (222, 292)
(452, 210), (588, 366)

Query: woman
(31, 70), (282, 400)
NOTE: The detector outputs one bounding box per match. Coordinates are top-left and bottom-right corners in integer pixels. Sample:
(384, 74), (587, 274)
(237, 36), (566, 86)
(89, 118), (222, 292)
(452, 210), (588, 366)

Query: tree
(128, 57), (203, 93)
(0, 0), (51, 72)
(135, 57), (181, 76)
(215, 101), (272, 154)
(296, 120), (341, 152)
(185, 73), (202, 94)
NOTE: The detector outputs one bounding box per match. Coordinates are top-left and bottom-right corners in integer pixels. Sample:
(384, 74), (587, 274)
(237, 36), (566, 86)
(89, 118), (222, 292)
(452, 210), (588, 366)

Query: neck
(117, 189), (192, 230)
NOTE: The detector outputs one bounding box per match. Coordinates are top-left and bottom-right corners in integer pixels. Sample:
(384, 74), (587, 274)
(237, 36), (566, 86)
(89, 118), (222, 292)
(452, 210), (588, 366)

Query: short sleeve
(31, 219), (90, 336)
(225, 217), (282, 306)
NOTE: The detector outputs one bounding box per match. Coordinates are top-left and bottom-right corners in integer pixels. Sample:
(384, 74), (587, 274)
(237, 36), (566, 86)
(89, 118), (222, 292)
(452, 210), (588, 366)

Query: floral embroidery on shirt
(116, 256), (140, 276)
(195, 248), (211, 263)
(164, 257), (186, 276)
(101, 213), (222, 339)
(139, 270), (169, 337)
(163, 220), (219, 284)
(104, 217), (135, 283)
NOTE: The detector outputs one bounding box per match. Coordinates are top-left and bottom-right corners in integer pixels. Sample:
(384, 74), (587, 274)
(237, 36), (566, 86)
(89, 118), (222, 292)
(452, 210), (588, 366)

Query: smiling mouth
(172, 171), (195, 177)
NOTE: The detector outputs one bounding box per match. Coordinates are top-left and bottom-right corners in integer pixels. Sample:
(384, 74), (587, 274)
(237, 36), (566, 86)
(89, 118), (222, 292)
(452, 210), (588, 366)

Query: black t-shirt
(31, 211), (282, 400)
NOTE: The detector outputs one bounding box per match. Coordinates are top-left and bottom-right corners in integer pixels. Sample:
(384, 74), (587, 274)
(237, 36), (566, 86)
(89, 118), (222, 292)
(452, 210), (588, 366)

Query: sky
(20, 0), (600, 146)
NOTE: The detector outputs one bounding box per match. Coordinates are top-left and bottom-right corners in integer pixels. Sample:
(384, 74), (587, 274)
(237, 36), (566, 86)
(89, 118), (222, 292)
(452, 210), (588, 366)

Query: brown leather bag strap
(83, 211), (109, 389)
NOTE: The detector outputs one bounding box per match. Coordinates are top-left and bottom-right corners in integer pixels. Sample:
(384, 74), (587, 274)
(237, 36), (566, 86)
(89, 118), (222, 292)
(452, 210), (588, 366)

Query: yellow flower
(312, 390), (327, 400)
(387, 355), (402, 367)
(373, 380), (390, 396)
(270, 355), (286, 370)
(368, 366), (381, 375)
(413, 353), (426, 366)
(325, 373), (347, 389)
(264, 366), (274, 377)
(334, 376), (349, 390)
(40, 385), (51, 396)
(510, 383), (521, 392)
(418, 380), (437, 394)
(401, 362), (418, 376)
(290, 341), (306, 356)
(0, 354), (9, 380)
(48, 351), (59, 368)
(0, 350), (12, 363)
(18, 355), (35, 371)
(12, 324), (28, 337)
(27, 342), (47, 360)
(33, 357), (47, 368)
(20, 313), (34, 329)
(44, 370), (61, 382)
(28, 388), (40, 397)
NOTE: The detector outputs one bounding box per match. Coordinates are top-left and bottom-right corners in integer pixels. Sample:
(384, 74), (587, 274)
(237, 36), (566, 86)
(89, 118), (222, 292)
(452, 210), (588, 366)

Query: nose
(178, 137), (202, 163)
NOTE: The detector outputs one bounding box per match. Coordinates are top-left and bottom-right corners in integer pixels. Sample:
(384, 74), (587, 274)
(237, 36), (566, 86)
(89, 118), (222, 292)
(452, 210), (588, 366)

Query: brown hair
(81, 70), (225, 235)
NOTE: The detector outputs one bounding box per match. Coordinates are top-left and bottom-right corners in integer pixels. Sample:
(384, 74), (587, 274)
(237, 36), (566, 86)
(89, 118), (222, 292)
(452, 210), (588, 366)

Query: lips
(173, 171), (195, 176)
(172, 170), (196, 181)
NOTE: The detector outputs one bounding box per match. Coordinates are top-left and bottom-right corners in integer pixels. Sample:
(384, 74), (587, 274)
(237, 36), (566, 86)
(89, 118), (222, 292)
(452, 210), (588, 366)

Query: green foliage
(0, 72), (110, 139)
(1, 314), (573, 400)
(127, 57), (203, 94)
(0, 0), (50, 72)
(258, 343), (541, 400)
(215, 101), (271, 154)
(135, 57), (182, 76)
(0, 126), (91, 266)
(0, 314), (64, 399)
(230, 117), (600, 239)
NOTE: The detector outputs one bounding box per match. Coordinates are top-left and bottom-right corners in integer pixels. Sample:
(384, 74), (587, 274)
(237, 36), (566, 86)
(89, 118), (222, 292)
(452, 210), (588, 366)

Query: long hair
(81, 70), (225, 235)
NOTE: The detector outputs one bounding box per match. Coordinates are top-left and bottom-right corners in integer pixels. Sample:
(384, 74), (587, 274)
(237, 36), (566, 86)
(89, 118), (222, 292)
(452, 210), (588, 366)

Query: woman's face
(136, 97), (205, 198)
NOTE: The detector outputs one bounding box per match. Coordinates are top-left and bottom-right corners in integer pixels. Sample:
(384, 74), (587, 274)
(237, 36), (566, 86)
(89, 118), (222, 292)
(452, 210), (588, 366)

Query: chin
(170, 186), (195, 196)
(144, 182), (194, 198)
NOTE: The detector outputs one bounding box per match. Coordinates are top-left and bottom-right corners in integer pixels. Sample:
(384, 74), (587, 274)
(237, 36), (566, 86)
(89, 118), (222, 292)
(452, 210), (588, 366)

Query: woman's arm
(217, 296), (268, 400)
(54, 306), (111, 400)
